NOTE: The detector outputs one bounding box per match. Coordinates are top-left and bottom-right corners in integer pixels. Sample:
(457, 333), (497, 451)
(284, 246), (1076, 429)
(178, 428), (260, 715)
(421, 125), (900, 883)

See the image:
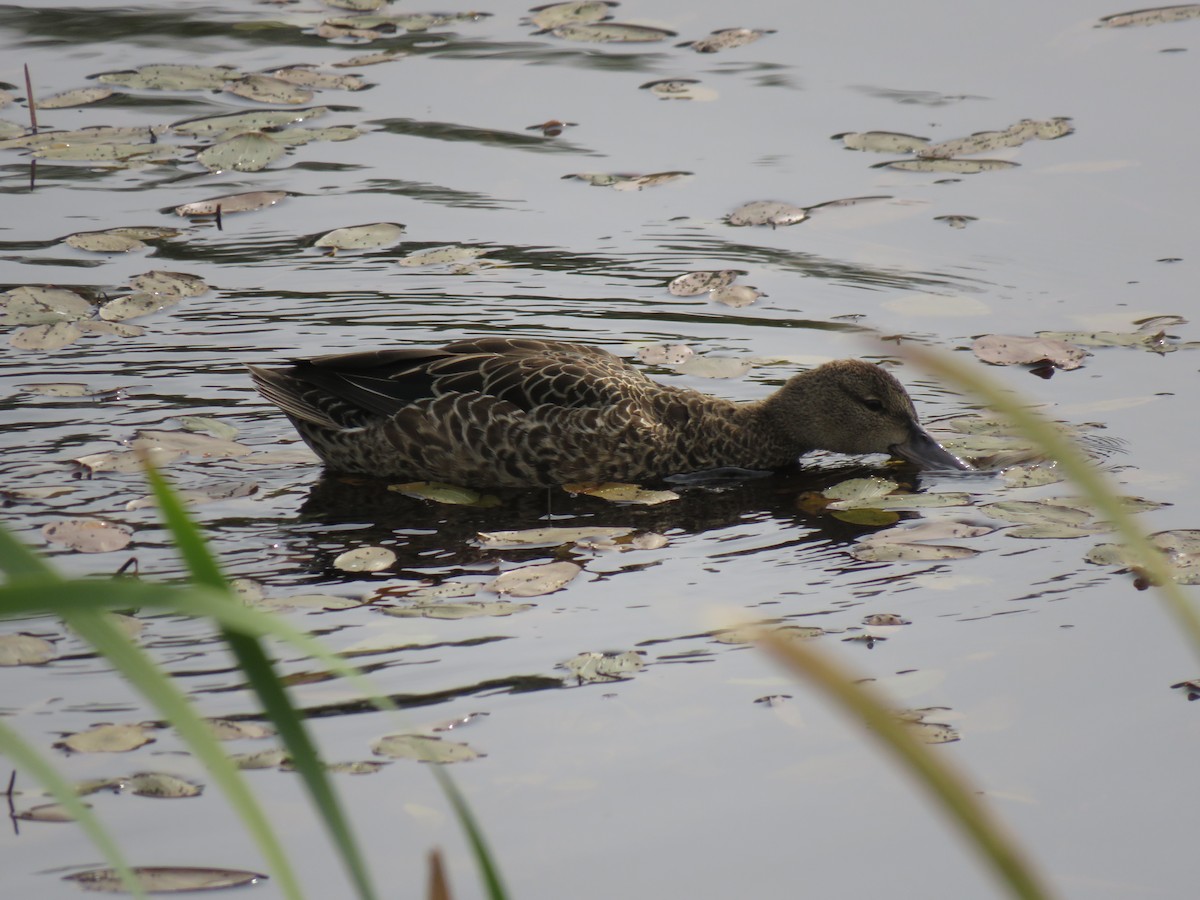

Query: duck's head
(768, 359), (969, 471)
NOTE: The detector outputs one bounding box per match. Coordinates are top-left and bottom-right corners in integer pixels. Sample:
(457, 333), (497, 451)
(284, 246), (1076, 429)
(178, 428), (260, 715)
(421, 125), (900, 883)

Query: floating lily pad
(476, 526), (632, 549)
(333, 49), (408, 66)
(314, 222), (406, 251)
(864, 520), (994, 545)
(851, 542), (978, 562)
(173, 107), (329, 136)
(371, 733), (481, 763)
(0, 633), (57, 666)
(551, 22), (675, 42)
(1099, 5), (1200, 26)
(132, 429), (252, 458)
(827, 492), (971, 511)
(268, 126), (362, 146)
(935, 215), (977, 229)
(612, 171), (691, 190)
(56, 723), (155, 753)
(74, 448), (180, 474)
(1086, 530), (1200, 583)
(917, 119), (1072, 158)
(823, 476), (898, 502)
(16, 803), (86, 822)
(667, 270), (740, 296)
(334, 546), (396, 572)
(726, 200), (808, 227)
(972, 334), (1089, 369)
(1005, 522), (1108, 539)
(388, 480), (500, 506)
(874, 158), (1020, 174)
(174, 190), (288, 216)
(395, 246), (488, 267)
(530, 1), (616, 30)
(1038, 328), (1179, 353)
(637, 342), (694, 365)
(197, 131), (285, 173)
(253, 593), (363, 612)
(64, 231), (145, 253)
(266, 67), (366, 91)
(38, 86), (116, 108)
(981, 500), (1093, 525)
(563, 482), (680, 504)
(130, 271), (208, 298)
(835, 130), (931, 152)
(488, 561), (581, 597)
(226, 74), (314, 105)
(2, 286), (92, 325)
(125, 772), (203, 799)
(1002, 464), (1063, 488)
(10, 322), (85, 351)
(676, 356), (752, 379)
(712, 624), (826, 645)
(206, 718), (275, 740)
(98, 292), (182, 322)
(711, 285), (762, 308)
(42, 519), (132, 553)
(680, 27), (774, 53)
(640, 79), (718, 102)
(864, 613), (910, 626)
(905, 720), (961, 744)
(562, 650), (644, 683)
(381, 600), (532, 619)
(229, 749), (291, 769)
(94, 63), (241, 90)
(65, 867), (267, 892)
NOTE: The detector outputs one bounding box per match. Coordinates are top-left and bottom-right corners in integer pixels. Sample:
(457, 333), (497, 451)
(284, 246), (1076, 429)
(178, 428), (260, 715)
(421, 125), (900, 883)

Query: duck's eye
(862, 397), (885, 413)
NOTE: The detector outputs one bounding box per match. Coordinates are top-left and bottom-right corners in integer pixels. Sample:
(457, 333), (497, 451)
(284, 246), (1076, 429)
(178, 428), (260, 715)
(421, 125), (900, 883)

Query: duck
(248, 337), (968, 488)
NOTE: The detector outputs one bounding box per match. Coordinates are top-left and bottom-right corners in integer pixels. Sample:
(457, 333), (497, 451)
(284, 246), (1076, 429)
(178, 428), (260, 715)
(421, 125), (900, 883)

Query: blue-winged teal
(249, 337), (968, 487)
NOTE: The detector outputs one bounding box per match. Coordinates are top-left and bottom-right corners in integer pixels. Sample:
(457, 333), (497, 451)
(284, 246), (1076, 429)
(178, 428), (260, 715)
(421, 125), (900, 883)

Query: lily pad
(16, 803), (86, 822)
(314, 222), (406, 251)
(2, 286), (92, 325)
(56, 723), (155, 753)
(196, 131), (285, 173)
(477, 526), (632, 549)
(1086, 530), (1200, 584)
(563, 482), (680, 504)
(488, 561), (581, 597)
(99, 292), (182, 322)
(388, 480), (500, 506)
(823, 476), (898, 503)
(562, 650), (644, 683)
(395, 246), (488, 268)
(981, 500), (1093, 525)
(10, 322), (85, 351)
(206, 718), (275, 740)
(381, 601), (532, 619)
(266, 67), (366, 91)
(640, 79), (718, 102)
(125, 772), (203, 799)
(253, 594), (363, 612)
(971, 334), (1089, 369)
(862, 519), (994, 545)
(1099, 5), (1200, 26)
(0, 633), (57, 666)
(371, 733), (481, 763)
(835, 130), (931, 152)
(851, 542), (978, 562)
(680, 27), (774, 53)
(726, 200), (809, 227)
(64, 232), (146, 253)
(530, 1), (616, 30)
(94, 63), (241, 90)
(225, 74), (314, 105)
(637, 342), (694, 365)
(551, 22), (676, 42)
(874, 158), (1020, 174)
(38, 87), (116, 108)
(131, 429), (252, 458)
(42, 519), (132, 553)
(333, 546), (396, 572)
(65, 867), (266, 892)
(174, 190), (288, 216)
(667, 270), (740, 296)
(711, 285), (762, 308)
(130, 271), (208, 297)
(173, 107), (329, 136)
(827, 492), (972, 511)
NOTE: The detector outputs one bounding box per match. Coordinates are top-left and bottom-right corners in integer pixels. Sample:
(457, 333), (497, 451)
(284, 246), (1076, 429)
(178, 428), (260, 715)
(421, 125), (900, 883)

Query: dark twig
(23, 64), (37, 133)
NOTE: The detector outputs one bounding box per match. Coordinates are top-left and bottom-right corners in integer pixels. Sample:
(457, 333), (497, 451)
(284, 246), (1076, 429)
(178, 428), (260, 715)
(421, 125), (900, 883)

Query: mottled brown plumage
(248, 338), (967, 487)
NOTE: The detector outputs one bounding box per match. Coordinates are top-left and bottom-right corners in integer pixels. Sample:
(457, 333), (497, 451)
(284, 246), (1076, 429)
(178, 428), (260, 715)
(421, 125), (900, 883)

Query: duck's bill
(891, 428), (971, 471)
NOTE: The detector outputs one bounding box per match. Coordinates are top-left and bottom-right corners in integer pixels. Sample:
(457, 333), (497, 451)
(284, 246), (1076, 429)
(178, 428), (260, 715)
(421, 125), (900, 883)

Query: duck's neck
(681, 398), (800, 472)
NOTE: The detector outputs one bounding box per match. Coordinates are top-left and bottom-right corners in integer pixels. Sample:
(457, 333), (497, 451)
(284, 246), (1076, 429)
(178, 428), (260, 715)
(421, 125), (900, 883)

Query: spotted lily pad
(64, 231), (146, 253)
(835, 130), (931, 152)
(917, 119), (1072, 158)
(563, 482), (680, 504)
(874, 158), (1020, 174)
(823, 476), (898, 503)
(972, 334), (1089, 369)
(94, 64), (242, 90)
(637, 342), (694, 365)
(173, 107), (329, 136)
(827, 492), (971, 511)
(2, 286), (92, 325)
(680, 27), (775, 53)
(334, 546), (396, 572)
(371, 733), (481, 763)
(667, 270), (740, 296)
(174, 190), (288, 216)
(206, 719), (275, 740)
(1037, 328), (1179, 353)
(551, 22), (676, 42)
(125, 772), (203, 799)
(10, 322), (85, 351)
(253, 594), (363, 612)
(711, 285), (762, 308)
(487, 561), (581, 597)
(197, 132), (285, 172)
(1086, 530), (1200, 583)
(476, 526), (632, 548)
(99, 292), (182, 322)
(38, 87), (116, 108)
(265, 67), (366, 91)
(726, 200), (809, 227)
(42, 519), (132, 553)
(131, 429), (252, 458)
(0, 633), (57, 666)
(381, 600), (532, 619)
(1099, 5), (1200, 26)
(130, 271), (208, 297)
(395, 246), (488, 267)
(562, 650), (644, 683)
(851, 542), (978, 562)
(314, 222), (406, 250)
(529, 1), (616, 30)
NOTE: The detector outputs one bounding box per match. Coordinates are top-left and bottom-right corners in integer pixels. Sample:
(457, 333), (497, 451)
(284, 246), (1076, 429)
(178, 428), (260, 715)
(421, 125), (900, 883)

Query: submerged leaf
(851, 542), (978, 562)
(173, 107), (329, 136)
(563, 482), (680, 504)
(388, 481), (500, 506)
(1086, 530), (1200, 584)
(395, 246), (488, 268)
(675, 356), (753, 379)
(381, 601), (532, 619)
(640, 79), (718, 102)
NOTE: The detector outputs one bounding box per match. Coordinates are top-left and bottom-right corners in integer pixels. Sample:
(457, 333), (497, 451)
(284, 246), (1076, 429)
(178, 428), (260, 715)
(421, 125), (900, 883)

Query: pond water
(2, 0), (1200, 897)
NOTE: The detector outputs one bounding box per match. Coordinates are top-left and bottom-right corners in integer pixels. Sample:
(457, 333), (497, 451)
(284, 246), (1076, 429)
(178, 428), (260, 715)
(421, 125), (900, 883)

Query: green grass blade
(761, 633), (1057, 900)
(905, 344), (1200, 656)
(0, 523), (59, 582)
(64, 609), (307, 900)
(140, 454), (225, 589)
(0, 720), (146, 899)
(224, 631), (379, 900)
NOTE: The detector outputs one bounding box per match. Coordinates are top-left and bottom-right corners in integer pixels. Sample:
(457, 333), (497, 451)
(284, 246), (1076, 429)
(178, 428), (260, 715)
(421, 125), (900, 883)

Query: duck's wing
(250, 339), (659, 428)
